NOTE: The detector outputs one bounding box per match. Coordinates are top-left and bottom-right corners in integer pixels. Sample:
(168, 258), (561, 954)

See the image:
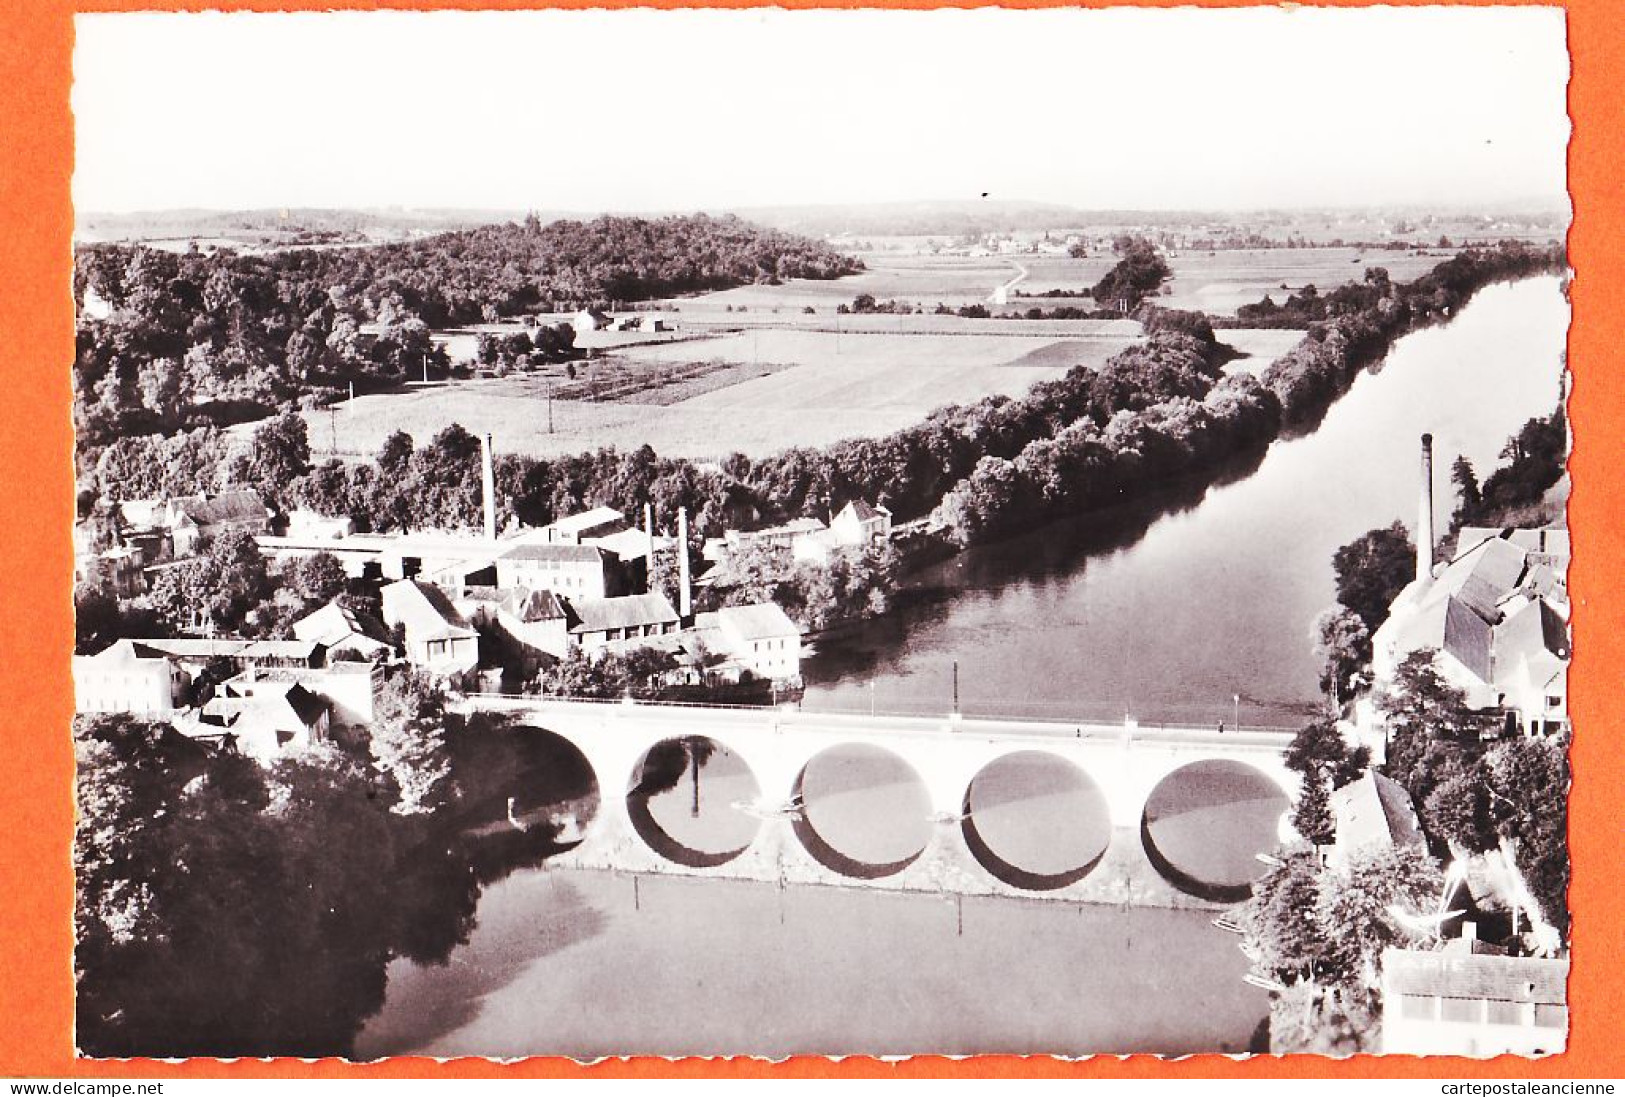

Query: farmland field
(1217, 329), (1308, 376)
(1157, 247), (1467, 315)
(286, 326), (1141, 462)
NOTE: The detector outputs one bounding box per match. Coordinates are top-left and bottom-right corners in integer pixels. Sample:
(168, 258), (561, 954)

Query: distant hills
(76, 199), (1570, 249)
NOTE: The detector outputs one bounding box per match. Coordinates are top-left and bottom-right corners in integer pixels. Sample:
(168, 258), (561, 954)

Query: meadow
(292, 325), (1140, 462)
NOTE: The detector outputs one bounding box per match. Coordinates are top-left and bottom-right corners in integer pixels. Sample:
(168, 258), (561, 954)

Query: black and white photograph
(68, 6), (1571, 1060)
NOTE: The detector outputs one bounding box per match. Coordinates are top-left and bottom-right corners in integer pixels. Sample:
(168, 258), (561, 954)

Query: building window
(1547, 695), (1562, 709)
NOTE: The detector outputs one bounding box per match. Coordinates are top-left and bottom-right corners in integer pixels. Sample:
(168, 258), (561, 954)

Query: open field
(1157, 247), (1470, 315)
(1217, 329), (1309, 376)
(286, 326), (1141, 462)
(679, 254), (1023, 313)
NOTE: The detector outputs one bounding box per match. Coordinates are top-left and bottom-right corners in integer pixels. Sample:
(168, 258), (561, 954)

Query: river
(803, 277), (1568, 728)
(356, 276), (1567, 1058)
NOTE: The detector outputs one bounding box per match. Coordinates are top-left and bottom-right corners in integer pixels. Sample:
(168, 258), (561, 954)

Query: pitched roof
(1382, 948), (1568, 1006)
(204, 681), (327, 733)
(568, 592), (679, 634)
(294, 601), (394, 648)
(551, 506), (627, 534)
(718, 601), (801, 642)
(383, 579), (477, 639)
(1442, 597), (1493, 681)
(1494, 598), (1570, 689)
(497, 543), (609, 564)
(502, 588), (568, 623)
(178, 490), (270, 527)
(1332, 769), (1423, 855)
(838, 499), (887, 522)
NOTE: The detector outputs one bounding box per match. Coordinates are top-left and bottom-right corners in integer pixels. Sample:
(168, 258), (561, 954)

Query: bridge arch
(790, 743), (934, 880)
(958, 749), (1113, 891)
(625, 735), (763, 869)
(1138, 758), (1296, 902)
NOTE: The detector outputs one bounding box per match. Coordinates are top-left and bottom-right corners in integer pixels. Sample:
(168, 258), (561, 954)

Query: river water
(803, 277), (1568, 728)
(357, 277), (1567, 1058)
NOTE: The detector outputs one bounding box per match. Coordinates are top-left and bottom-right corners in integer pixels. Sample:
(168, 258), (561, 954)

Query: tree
(248, 412), (312, 508)
(1090, 237), (1171, 310)
(1292, 774), (1336, 847)
(1316, 843), (1444, 987)
(144, 526), (274, 635)
(1284, 718), (1370, 790)
(1312, 606), (1371, 707)
(1377, 649), (1487, 806)
(289, 551), (349, 606)
(1450, 455), (1482, 525)
(370, 670), (456, 816)
(1241, 847), (1330, 982)
(1331, 522), (1415, 633)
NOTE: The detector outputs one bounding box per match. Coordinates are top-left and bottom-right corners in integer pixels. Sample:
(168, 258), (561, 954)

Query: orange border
(2, 0), (1619, 1080)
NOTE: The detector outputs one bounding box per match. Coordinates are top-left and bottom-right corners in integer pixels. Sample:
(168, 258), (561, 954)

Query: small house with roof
(292, 600), (396, 661)
(1372, 526), (1571, 737)
(494, 588), (572, 662)
(161, 491), (273, 557)
(494, 541), (617, 600)
(711, 602), (803, 684)
(1380, 946), (1568, 1056)
(381, 579), (480, 673)
(569, 592), (681, 656)
(1328, 769), (1424, 868)
(197, 680), (331, 760)
(830, 499), (893, 548)
(73, 640), (189, 716)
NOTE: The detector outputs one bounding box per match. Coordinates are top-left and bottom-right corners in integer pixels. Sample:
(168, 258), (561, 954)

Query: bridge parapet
(457, 695), (1300, 904)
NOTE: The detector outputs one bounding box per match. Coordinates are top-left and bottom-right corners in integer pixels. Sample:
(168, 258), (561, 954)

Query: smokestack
(677, 506), (692, 618)
(480, 433), (497, 542)
(1417, 433), (1434, 585)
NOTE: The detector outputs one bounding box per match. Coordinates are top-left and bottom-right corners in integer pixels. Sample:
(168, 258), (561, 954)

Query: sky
(72, 7), (1570, 216)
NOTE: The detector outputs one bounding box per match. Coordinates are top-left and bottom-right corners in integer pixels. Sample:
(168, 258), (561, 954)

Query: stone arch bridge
(460, 696), (1302, 908)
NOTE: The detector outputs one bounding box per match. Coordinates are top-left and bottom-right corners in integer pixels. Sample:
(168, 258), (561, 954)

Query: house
(569, 592), (681, 655)
(494, 588), (571, 662)
(1327, 769), (1423, 868)
(157, 491), (273, 557)
(217, 662), (381, 728)
(292, 600), (396, 661)
(494, 542), (617, 600)
(74, 544), (146, 598)
(1372, 526), (1571, 737)
(73, 640), (188, 716)
(723, 517), (831, 563)
(197, 680), (331, 760)
(541, 506), (630, 545)
(284, 508), (355, 540)
(573, 307), (611, 333)
(710, 602), (804, 684)
(1380, 946), (1568, 1056)
(381, 579), (480, 673)
(131, 637), (327, 673)
(829, 499), (893, 548)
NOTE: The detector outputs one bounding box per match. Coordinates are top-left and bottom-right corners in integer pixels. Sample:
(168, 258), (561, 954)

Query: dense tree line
(72, 214), (862, 456)
(1448, 406), (1567, 539)
(1258, 242), (1564, 430)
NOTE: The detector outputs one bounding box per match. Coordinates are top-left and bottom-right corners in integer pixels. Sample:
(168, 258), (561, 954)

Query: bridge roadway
(460, 696), (1303, 907)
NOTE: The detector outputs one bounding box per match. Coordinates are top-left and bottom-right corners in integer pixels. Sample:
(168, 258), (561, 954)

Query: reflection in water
(628, 737), (761, 867)
(1142, 761), (1289, 901)
(805, 278), (1568, 727)
(356, 868), (1269, 1058)
(961, 751), (1111, 889)
(357, 279), (1566, 1056)
(794, 744), (932, 877)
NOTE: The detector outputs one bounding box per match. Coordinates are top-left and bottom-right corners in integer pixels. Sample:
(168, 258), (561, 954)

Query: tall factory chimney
(480, 432), (497, 542)
(677, 506), (693, 618)
(1417, 433), (1435, 585)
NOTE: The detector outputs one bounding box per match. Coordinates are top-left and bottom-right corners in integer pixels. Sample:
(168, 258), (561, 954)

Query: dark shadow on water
(805, 446), (1269, 687)
(355, 875), (611, 1060)
(790, 764), (927, 881)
